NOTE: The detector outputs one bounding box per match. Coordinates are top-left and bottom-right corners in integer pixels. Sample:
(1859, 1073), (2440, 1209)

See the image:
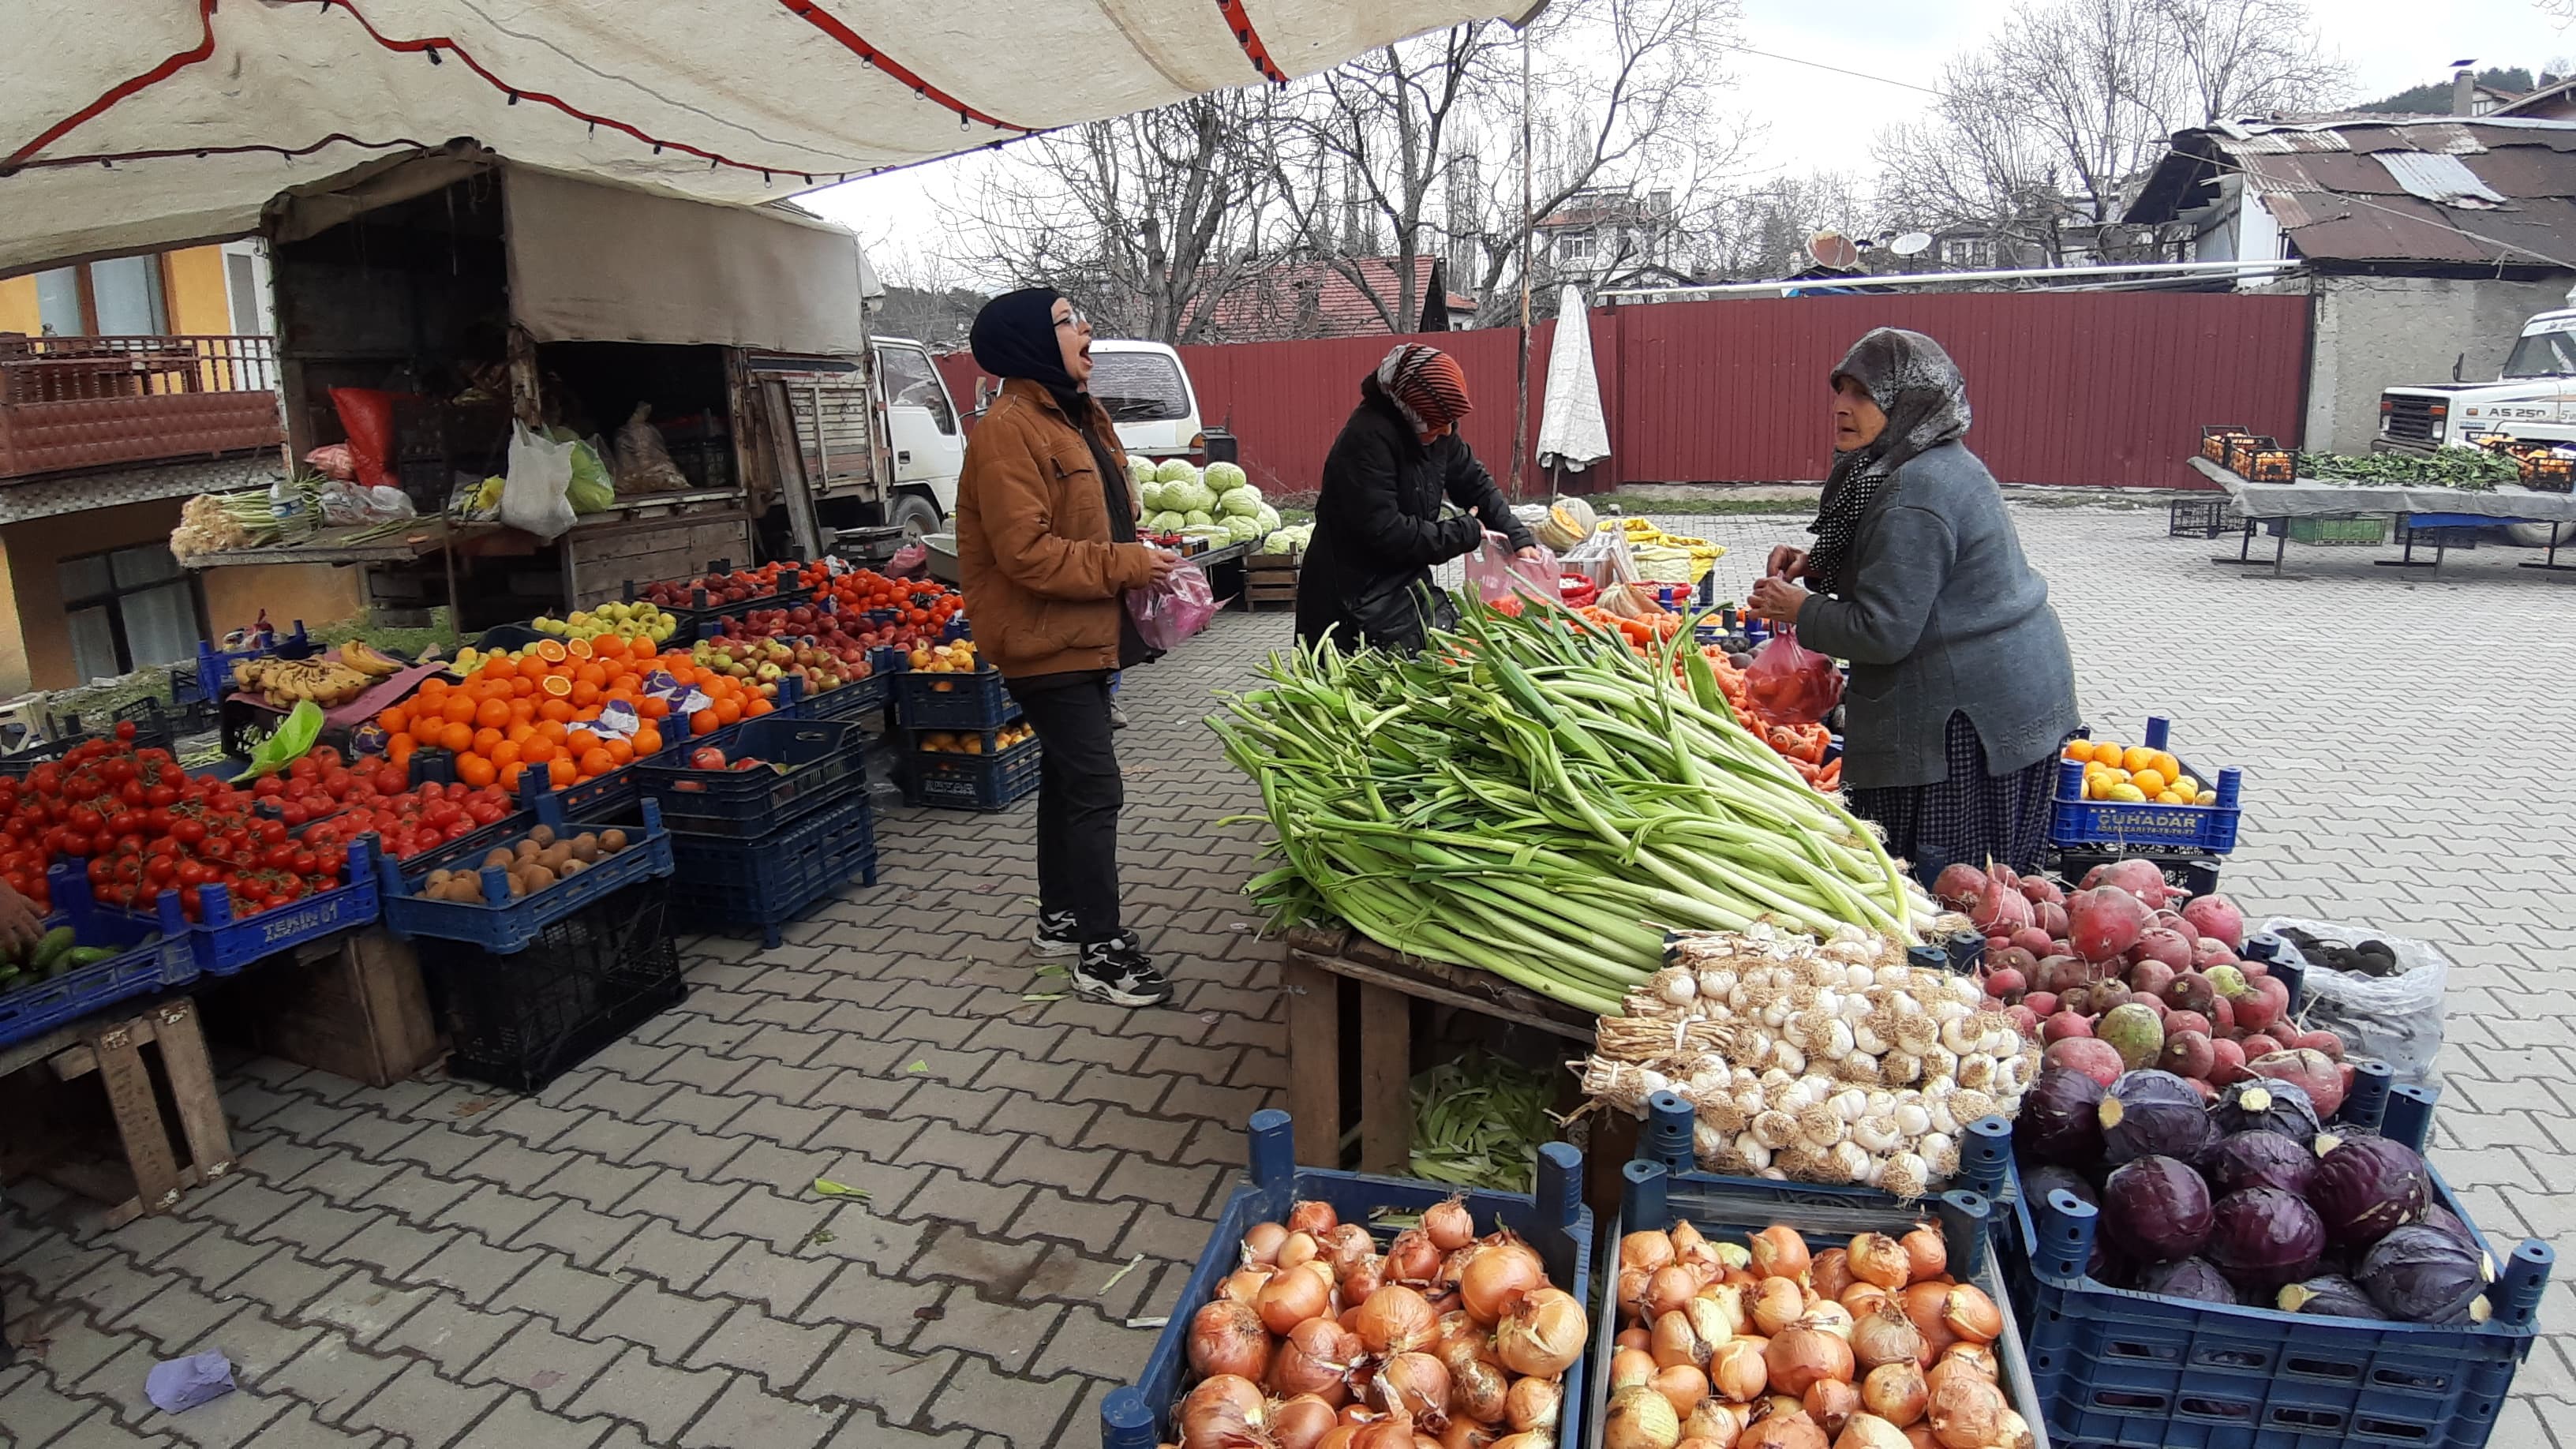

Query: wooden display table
(0, 997), (233, 1227)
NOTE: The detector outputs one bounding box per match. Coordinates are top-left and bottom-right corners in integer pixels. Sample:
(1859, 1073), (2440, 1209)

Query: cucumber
(0, 967), (19, 992)
(29, 926), (76, 972)
(60, 946), (118, 969)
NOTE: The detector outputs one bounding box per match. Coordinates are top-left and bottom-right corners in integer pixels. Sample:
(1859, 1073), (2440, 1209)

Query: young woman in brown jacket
(956, 288), (1182, 1007)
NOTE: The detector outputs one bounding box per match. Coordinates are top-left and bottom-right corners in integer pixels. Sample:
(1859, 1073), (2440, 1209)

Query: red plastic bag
(1125, 562), (1221, 652)
(1462, 531), (1560, 605)
(329, 388), (405, 490)
(1743, 627), (1844, 725)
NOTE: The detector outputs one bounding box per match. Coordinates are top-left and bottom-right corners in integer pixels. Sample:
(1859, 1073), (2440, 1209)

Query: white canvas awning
(2, 0), (1528, 278)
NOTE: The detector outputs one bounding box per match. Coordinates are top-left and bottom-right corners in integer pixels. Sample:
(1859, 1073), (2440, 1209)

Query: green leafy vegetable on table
(2297, 448), (2520, 491)
(1408, 1053), (1560, 1192)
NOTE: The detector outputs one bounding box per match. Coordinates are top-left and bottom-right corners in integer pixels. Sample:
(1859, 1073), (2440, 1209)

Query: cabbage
(1163, 481), (1215, 513)
(565, 441), (616, 513)
(1129, 457), (1155, 491)
(1155, 459), (1200, 485)
(1222, 514), (1265, 542)
(1253, 503), (1281, 531)
(1140, 480), (1167, 512)
(1146, 510), (1186, 531)
(1204, 460), (1249, 493)
(1184, 509), (1215, 526)
(1219, 489), (1262, 519)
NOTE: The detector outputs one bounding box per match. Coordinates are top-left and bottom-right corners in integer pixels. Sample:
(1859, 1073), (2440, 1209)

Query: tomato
(145, 783), (178, 808)
(322, 769), (352, 799)
(424, 801), (462, 829)
(253, 776), (286, 799)
(168, 818), (206, 847)
(256, 819), (287, 846)
(107, 811), (144, 837)
(691, 747), (727, 769)
(312, 747), (341, 770)
(114, 720), (137, 741)
(279, 804), (308, 827)
(55, 831), (92, 857)
(177, 860), (212, 887)
(287, 757), (320, 782)
(66, 807), (103, 835)
(145, 856), (177, 885)
(373, 766), (406, 796)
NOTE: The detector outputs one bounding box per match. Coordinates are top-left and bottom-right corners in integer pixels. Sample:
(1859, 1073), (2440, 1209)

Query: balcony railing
(0, 334), (283, 480)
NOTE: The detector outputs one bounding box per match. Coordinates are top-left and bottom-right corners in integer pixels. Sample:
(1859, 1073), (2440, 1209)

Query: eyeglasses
(1053, 308), (1088, 331)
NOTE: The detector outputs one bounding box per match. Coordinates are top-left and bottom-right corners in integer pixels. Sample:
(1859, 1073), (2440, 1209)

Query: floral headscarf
(1805, 328), (1973, 595)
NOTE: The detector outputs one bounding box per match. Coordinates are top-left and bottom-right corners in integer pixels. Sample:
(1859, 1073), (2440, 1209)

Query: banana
(336, 642), (401, 678)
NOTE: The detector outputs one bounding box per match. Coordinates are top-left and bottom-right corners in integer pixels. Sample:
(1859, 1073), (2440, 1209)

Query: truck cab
(870, 335), (965, 538)
(1087, 340), (1207, 461)
(2377, 305), (2576, 451)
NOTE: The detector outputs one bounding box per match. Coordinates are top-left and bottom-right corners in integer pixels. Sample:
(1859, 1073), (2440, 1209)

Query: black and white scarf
(1805, 328), (1974, 597)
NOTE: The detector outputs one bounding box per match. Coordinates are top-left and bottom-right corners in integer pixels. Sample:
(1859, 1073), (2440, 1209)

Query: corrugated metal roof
(2376, 152), (2510, 206)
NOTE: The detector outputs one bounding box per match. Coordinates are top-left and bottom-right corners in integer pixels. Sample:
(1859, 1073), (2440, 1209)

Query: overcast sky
(799, 0), (2576, 283)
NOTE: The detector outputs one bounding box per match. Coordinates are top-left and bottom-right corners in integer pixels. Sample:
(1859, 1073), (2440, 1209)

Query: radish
(2134, 992), (2170, 1021)
(2161, 1030), (2215, 1081)
(1970, 884), (2035, 936)
(2180, 894), (2247, 951)
(1934, 863), (1988, 910)
(2035, 955), (2092, 995)
(2091, 858), (2181, 908)
(2131, 927), (2193, 972)
(2250, 1048), (2346, 1117)
(2045, 1036), (2124, 1087)
(2024, 990), (2060, 1018)
(2191, 937), (2237, 970)
(2020, 876), (2067, 908)
(2126, 958), (2177, 999)
(2228, 974), (2289, 1035)
(2208, 994), (2236, 1035)
(2289, 1027), (2346, 1061)
(2163, 970), (2216, 1015)
(2207, 1037), (2249, 1085)
(2239, 1033), (2283, 1061)
(2042, 1009), (2093, 1043)
(2067, 886), (2153, 962)
(1983, 968), (2027, 1002)
(2006, 1004), (2040, 1035)
(2009, 927), (2056, 957)
(2035, 900), (2071, 940)
(2163, 1009), (2212, 1040)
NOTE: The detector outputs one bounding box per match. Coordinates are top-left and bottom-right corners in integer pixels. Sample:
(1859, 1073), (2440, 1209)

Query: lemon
(2107, 783), (2148, 803)
(2172, 775), (2200, 798)
(2196, 789), (2218, 805)
(2131, 768), (2167, 796)
(2156, 791), (2185, 804)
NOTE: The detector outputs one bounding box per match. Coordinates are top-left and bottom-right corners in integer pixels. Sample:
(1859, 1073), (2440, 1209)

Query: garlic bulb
(1694, 1121), (1731, 1163)
(1881, 1151), (1930, 1202)
(1653, 966), (1698, 1005)
(1893, 1013), (1939, 1054)
(1828, 1140), (1872, 1184)
(1777, 1076), (1824, 1112)
(1940, 1013), (1983, 1055)
(1797, 1103), (1850, 1149)
(1829, 1088), (1870, 1121)
(1956, 1054), (1998, 1091)
(1733, 1133), (1773, 1171)
(1928, 1099), (1960, 1136)
(1881, 1052), (1923, 1086)
(1844, 963), (1877, 989)
(1696, 968), (1738, 1000)
(1697, 1095), (1749, 1135)
(1919, 1133), (1960, 1179)
(1821, 1018), (1857, 1061)
(1833, 1054), (1885, 1085)
(1769, 1042), (1808, 1076)
(1925, 1048), (1960, 1083)
(1850, 1114), (1901, 1153)
(1894, 1100), (1932, 1137)
(1950, 1088), (1999, 1125)
(1751, 1110), (1799, 1151)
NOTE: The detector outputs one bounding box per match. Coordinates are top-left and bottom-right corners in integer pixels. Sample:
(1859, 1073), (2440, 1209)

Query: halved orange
(540, 673), (574, 698)
(564, 637), (594, 660)
(532, 638), (568, 663)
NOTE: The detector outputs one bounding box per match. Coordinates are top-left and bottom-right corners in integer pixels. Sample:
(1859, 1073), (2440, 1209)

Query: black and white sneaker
(1032, 910), (1080, 958)
(1109, 702), (1131, 730)
(1072, 937), (1174, 1008)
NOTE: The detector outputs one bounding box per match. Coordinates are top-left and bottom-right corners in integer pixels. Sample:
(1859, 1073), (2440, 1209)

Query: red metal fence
(938, 290), (2311, 496)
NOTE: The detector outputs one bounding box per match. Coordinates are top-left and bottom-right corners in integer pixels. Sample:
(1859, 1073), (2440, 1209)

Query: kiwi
(482, 847), (515, 869)
(427, 869), (453, 889)
(559, 858), (588, 878)
(528, 825), (557, 847)
(441, 877), (483, 903)
(569, 833), (601, 863)
(520, 864), (558, 892)
(539, 842), (575, 871)
(598, 829), (629, 854)
(514, 838), (542, 860)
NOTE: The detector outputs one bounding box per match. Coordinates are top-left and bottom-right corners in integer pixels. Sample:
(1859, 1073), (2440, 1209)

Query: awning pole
(1511, 27), (1533, 500)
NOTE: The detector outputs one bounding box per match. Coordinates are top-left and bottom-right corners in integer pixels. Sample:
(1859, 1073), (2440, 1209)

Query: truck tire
(890, 492), (943, 542)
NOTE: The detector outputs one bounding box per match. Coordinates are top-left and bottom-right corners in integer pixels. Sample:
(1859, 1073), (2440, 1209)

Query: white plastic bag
(1462, 532), (1560, 605)
(2260, 915), (2449, 1088)
(1563, 523), (1641, 587)
(501, 423), (578, 541)
(319, 479), (414, 526)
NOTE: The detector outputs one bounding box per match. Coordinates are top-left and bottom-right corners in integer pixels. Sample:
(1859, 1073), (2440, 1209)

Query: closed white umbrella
(1536, 284), (1610, 483)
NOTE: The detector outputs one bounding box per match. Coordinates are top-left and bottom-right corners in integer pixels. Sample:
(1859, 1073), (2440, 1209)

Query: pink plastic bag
(1743, 627), (1844, 725)
(1462, 532), (1561, 605)
(1126, 563), (1221, 652)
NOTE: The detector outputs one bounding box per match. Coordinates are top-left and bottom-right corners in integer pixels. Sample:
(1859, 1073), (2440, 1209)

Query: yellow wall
(200, 564), (365, 657)
(0, 274), (35, 337)
(163, 247), (233, 334)
(0, 537), (26, 698)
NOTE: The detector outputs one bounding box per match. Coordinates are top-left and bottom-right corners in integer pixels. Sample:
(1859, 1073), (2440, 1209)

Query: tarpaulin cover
(2, 0), (1526, 277)
(1537, 283), (1610, 473)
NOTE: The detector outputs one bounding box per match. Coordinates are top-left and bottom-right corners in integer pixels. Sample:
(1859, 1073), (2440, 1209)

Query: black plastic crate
(632, 717), (863, 837)
(0, 698), (175, 777)
(668, 792), (878, 948)
(902, 736), (1041, 811)
(894, 668), (1017, 730)
(2169, 496), (2239, 539)
(417, 882), (686, 1093)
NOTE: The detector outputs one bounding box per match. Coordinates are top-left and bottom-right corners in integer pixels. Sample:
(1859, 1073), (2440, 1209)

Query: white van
(1087, 340), (1208, 462)
(871, 335), (966, 537)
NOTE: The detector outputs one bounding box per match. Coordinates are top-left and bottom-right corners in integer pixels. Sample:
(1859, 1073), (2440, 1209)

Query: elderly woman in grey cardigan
(1748, 328), (2080, 884)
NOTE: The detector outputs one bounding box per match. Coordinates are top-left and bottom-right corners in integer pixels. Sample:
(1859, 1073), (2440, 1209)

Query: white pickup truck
(2376, 305), (2576, 451)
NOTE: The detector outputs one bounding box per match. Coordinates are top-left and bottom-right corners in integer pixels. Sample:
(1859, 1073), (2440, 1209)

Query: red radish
(1983, 968), (2027, 1002)
(2183, 1076), (2218, 1103)
(2180, 894), (2247, 950)
(2041, 1010), (2093, 1043)
(2239, 1033), (2283, 1061)
(2236, 957), (2269, 979)
(2091, 858), (2181, 908)
(1934, 863), (1988, 909)
(2207, 995), (2235, 1035)
(2250, 1048), (2346, 1117)
(2290, 1028), (2346, 1061)
(2191, 938), (2237, 970)
(2090, 980), (2133, 1013)
(2006, 1004), (2039, 1035)
(2134, 993), (2170, 1021)
(2207, 1037), (2249, 1084)
(2125, 959), (2177, 999)
(2160, 1029), (2215, 1080)
(2024, 990), (2059, 1018)
(1987, 935), (2012, 956)
(2009, 927), (2055, 957)
(2045, 1036), (2124, 1086)
(2164, 970), (2215, 1015)
(1988, 945), (2039, 977)
(2163, 1010), (2211, 1041)
(2020, 876), (2067, 908)
(2053, 938), (2076, 957)
(2067, 886), (2153, 963)
(2338, 1060), (2357, 1106)
(2230, 975), (2289, 1035)
(2058, 986), (2094, 1017)
(2131, 927), (2193, 973)
(2035, 900), (2071, 939)
(1970, 886), (2034, 935)
(2036, 955), (2091, 995)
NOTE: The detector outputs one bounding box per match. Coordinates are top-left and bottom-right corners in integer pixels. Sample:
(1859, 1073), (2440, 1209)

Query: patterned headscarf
(1375, 343), (1473, 436)
(1805, 328), (1974, 596)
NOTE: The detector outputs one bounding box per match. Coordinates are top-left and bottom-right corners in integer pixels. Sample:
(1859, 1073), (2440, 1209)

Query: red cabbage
(2103, 1155), (2215, 1264)
(2099, 1069), (2217, 1166)
(2205, 1186), (2327, 1290)
(2276, 1273), (2385, 1320)
(2138, 1256), (2241, 1305)
(2021, 1163), (2100, 1211)
(2307, 1134), (2432, 1249)
(2357, 1223), (2494, 1324)
(2206, 1131), (2318, 1197)
(2209, 1078), (2322, 1145)
(2019, 1065), (2108, 1165)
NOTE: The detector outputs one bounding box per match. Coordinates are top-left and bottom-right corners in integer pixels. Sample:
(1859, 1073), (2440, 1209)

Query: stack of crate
(1245, 545), (1302, 612)
(634, 717), (877, 948)
(896, 668), (1041, 810)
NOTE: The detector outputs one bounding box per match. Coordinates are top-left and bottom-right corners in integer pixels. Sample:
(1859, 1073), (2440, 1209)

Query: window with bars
(60, 543), (204, 682)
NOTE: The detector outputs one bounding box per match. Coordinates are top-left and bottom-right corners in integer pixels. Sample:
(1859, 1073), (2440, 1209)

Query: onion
(1281, 1231), (1322, 1270)
(1646, 1265), (1698, 1321)
(1623, 1230), (1678, 1275)
(1187, 1300), (1272, 1380)
(1803, 1376), (1861, 1436)
(1318, 1428), (1361, 1449)
(1220, 1267), (1275, 1307)
(1459, 1243), (1545, 1325)
(1750, 1226), (1810, 1281)
(1451, 1354), (1510, 1425)
(1387, 1229), (1445, 1286)
(1752, 1275), (1807, 1336)
(1355, 1284), (1439, 1357)
(1846, 1234), (1911, 1290)
(1348, 1424), (1417, 1449)
(1738, 1411), (1829, 1449)
(1273, 1395), (1339, 1449)
(1261, 1266), (1335, 1335)
(1618, 1267), (1654, 1322)
(1324, 1223), (1377, 1279)
(1924, 1373), (2005, 1449)
(1898, 1225), (1946, 1282)
(1425, 1196), (1476, 1252)
(1833, 1413), (1913, 1449)
(1897, 1283), (1957, 1366)
(1614, 1346), (1661, 1389)
(1838, 1283), (1892, 1318)
(1686, 1285), (1747, 1346)
(1604, 1383), (1684, 1449)
(1653, 1362), (1710, 1415)
(1803, 1300), (1855, 1342)
(1934, 1342), (1998, 1380)
(1271, 1317), (1359, 1403)
(1938, 1286), (2001, 1344)
(1499, 1286), (1588, 1378)
(1991, 1408), (2035, 1449)
(1490, 1437), (1552, 1449)
(1850, 1300), (1925, 1371)
(1765, 1320), (1855, 1397)
(1438, 1421), (1500, 1449)
(1682, 1400), (1749, 1443)
(1504, 1374), (1562, 1432)
(1178, 1374), (1267, 1448)
(1616, 1326), (1653, 1353)
(1343, 1255), (1387, 1305)
(1650, 1309), (1709, 1370)
(1669, 1219), (1717, 1279)
(1375, 1352), (1451, 1422)
(1245, 1222), (1290, 1267)
(1810, 1248), (1855, 1301)
(1290, 1200), (1339, 1237)
(1709, 1335), (1769, 1402)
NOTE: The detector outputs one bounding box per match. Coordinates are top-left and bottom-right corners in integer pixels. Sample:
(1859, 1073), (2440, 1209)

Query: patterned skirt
(1848, 712), (2059, 889)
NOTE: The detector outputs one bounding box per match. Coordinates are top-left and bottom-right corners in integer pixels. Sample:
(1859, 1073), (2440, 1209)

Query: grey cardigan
(1794, 441), (2080, 790)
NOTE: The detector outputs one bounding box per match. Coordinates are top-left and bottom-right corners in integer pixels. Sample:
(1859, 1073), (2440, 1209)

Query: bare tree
(1874, 0), (2346, 262)
(949, 94), (1283, 344)
(1696, 172), (1879, 279)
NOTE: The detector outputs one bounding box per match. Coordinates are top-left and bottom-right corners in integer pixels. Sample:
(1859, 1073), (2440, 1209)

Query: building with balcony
(0, 243), (359, 695)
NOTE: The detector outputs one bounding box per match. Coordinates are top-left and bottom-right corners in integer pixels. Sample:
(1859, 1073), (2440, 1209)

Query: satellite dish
(1807, 230), (1860, 271)
(1891, 232), (1934, 257)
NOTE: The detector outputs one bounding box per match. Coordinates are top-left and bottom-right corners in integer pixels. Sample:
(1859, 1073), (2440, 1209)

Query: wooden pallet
(0, 998), (234, 1227)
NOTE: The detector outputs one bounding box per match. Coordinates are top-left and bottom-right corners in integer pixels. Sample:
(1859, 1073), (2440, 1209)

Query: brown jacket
(957, 377), (1157, 679)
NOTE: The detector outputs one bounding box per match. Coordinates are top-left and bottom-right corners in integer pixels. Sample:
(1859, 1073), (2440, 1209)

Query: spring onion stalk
(1211, 596), (1924, 1016)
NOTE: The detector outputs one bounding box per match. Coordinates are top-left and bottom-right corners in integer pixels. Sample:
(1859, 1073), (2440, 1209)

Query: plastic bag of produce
(1743, 627), (1844, 724)
(304, 443), (358, 482)
(231, 700), (323, 782)
(564, 438), (616, 513)
(1462, 530), (1560, 606)
(1125, 561), (1220, 652)
(328, 387), (407, 490)
(1561, 519), (1641, 587)
(612, 403), (691, 493)
(319, 479), (415, 526)
(500, 422), (579, 541)
(2259, 916), (2449, 1087)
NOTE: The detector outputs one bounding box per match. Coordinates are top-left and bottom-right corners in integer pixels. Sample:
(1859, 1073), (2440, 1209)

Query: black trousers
(1003, 671), (1123, 943)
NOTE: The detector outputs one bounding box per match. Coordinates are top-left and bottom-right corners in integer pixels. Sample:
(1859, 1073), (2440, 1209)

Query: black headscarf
(968, 286), (1136, 549)
(1805, 328), (1973, 596)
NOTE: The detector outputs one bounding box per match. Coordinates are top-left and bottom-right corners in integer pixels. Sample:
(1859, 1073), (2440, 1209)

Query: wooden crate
(213, 930), (444, 1088)
(1245, 549), (1301, 611)
(0, 998), (234, 1227)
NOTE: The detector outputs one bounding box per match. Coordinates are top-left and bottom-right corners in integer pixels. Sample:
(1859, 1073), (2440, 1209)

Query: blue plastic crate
(166, 837), (382, 976)
(895, 668), (1016, 730)
(668, 792), (878, 947)
(378, 798), (676, 953)
(902, 735), (1041, 811)
(2001, 1087), (2552, 1449)
(1099, 1109), (1591, 1449)
(634, 717), (863, 837)
(511, 726), (712, 824)
(0, 871), (196, 1049)
(2051, 715), (2245, 853)
(192, 620), (312, 702)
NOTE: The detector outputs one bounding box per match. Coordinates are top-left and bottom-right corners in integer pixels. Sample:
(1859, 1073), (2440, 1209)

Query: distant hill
(2358, 66), (2560, 114)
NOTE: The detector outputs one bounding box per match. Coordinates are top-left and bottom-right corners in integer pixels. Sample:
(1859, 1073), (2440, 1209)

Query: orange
(548, 758), (578, 788)
(637, 696), (669, 721)
(470, 727), (504, 756)
(566, 728), (601, 756)
(456, 755), (497, 788)
(439, 722), (474, 754)
(591, 636), (627, 661)
(479, 659), (516, 683)
(416, 676), (451, 700)
(474, 697), (512, 728)
(2062, 743), (2091, 762)
(489, 739), (522, 767)
(410, 717), (447, 747)
(689, 708), (721, 736)
(2151, 751), (2181, 781)
(575, 663), (606, 687)
(2121, 745), (2159, 773)
(605, 737), (635, 766)
(564, 637), (594, 660)
(540, 674), (573, 698)
(520, 737), (558, 765)
(532, 639), (567, 663)
(2132, 767), (2167, 796)
(578, 747), (616, 777)
(631, 728), (664, 757)
(505, 721), (535, 744)
(498, 762), (526, 793)
(2089, 740), (2123, 766)
(570, 681), (601, 709)
(377, 707), (409, 734)
(517, 654), (550, 681)
(538, 698), (576, 724)
(711, 698), (742, 726)
(510, 676), (535, 698)
(389, 734), (417, 766)
(438, 694), (474, 724)
(537, 720), (570, 744)
(744, 697), (773, 718)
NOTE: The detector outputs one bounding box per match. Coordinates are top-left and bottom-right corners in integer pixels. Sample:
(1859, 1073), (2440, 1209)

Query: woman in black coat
(1295, 344), (1537, 651)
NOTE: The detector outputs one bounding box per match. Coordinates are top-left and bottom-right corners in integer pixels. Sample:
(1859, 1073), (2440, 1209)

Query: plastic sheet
(2260, 915), (2449, 1088)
